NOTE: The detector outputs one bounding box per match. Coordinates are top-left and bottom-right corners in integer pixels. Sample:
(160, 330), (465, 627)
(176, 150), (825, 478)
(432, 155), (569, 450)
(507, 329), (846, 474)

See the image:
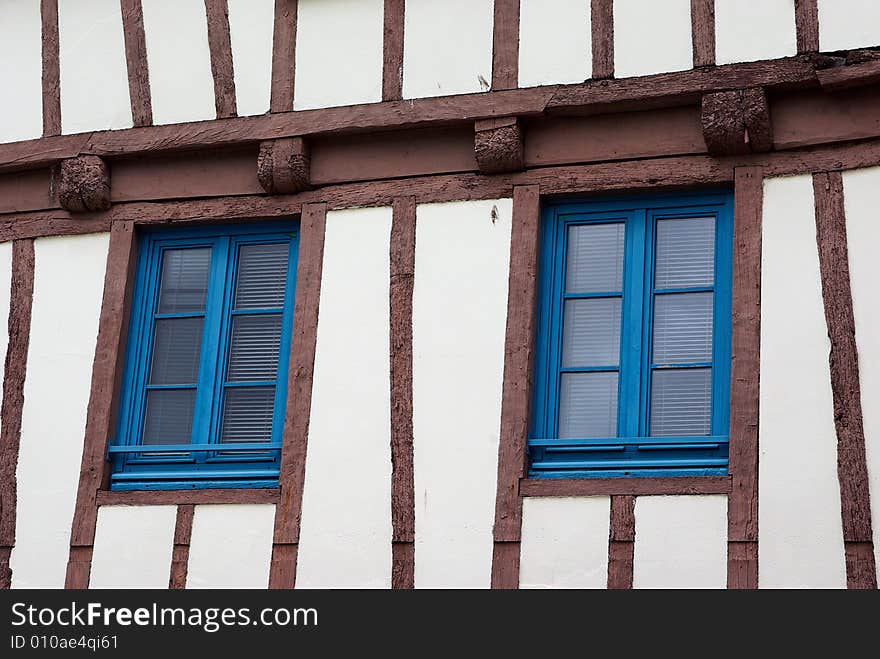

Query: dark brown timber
(268, 202), (326, 588)
(41, 0), (61, 136)
(727, 166), (763, 589)
(204, 0), (237, 119)
(65, 221), (138, 588)
(390, 197), (416, 589)
(522, 476), (732, 497)
(169, 505), (194, 589)
(591, 0), (614, 79)
(691, 0), (716, 68)
(382, 0), (405, 101)
(270, 0), (297, 113)
(491, 185), (541, 590)
(120, 0), (153, 127)
(813, 171), (877, 589)
(492, 0), (520, 91)
(0, 240), (36, 589)
(607, 495), (635, 589)
(817, 60), (880, 93)
(794, 0), (820, 53)
(96, 489), (280, 506)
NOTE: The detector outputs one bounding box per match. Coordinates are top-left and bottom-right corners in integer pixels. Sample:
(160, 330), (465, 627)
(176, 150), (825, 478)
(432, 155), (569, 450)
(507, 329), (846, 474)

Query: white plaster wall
(841, 166), (880, 577)
(89, 505), (177, 588)
(0, 242), (12, 432)
(186, 504), (274, 588)
(0, 0), (43, 143)
(759, 175), (846, 588)
(519, 497), (610, 588)
(818, 0), (880, 52)
(295, 207), (392, 588)
(403, 0), (494, 99)
(412, 199), (511, 588)
(293, 0), (383, 110)
(58, 0), (132, 134)
(141, 0), (216, 125)
(518, 0), (591, 88)
(614, 0), (692, 78)
(10, 233), (110, 588)
(715, 0), (796, 65)
(227, 0), (274, 117)
(632, 495), (727, 589)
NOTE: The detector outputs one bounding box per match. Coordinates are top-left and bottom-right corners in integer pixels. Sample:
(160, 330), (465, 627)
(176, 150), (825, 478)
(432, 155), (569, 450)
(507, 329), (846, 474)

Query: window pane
(221, 386), (276, 443)
(235, 243), (289, 309)
(652, 292), (713, 364)
(650, 368), (712, 437)
(562, 298), (621, 367)
(227, 314), (282, 382)
(558, 372), (618, 439)
(143, 389), (195, 445)
(149, 317), (203, 385)
(566, 223), (625, 293)
(157, 248), (211, 313)
(654, 217), (715, 289)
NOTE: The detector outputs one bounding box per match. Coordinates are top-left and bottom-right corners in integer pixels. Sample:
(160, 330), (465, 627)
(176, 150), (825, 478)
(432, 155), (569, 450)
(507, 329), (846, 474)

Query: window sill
(96, 488), (281, 506)
(519, 475), (731, 497)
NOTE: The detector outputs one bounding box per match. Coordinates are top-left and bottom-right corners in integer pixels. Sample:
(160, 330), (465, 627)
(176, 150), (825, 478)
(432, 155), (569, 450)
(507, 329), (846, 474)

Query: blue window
(110, 222), (298, 490)
(530, 192), (733, 478)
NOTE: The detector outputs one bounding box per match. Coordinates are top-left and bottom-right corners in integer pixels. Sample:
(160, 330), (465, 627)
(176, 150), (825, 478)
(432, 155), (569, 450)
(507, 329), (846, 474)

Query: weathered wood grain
(120, 0), (152, 127)
(491, 0), (520, 91)
(205, 0), (237, 119)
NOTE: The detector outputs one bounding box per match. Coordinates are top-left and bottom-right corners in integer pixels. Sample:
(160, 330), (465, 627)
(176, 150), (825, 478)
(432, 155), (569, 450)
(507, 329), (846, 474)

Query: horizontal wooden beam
(817, 60), (880, 92)
(96, 488), (281, 506)
(521, 476), (732, 497)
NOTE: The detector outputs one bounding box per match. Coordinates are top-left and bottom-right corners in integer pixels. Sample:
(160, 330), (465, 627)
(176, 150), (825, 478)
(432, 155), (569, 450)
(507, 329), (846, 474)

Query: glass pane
(558, 372), (618, 439)
(149, 317), (203, 385)
(650, 368), (712, 437)
(143, 389), (195, 445)
(234, 243), (289, 310)
(221, 386), (276, 443)
(654, 217), (715, 289)
(565, 223), (625, 293)
(227, 314), (282, 382)
(652, 292), (713, 364)
(562, 298), (621, 367)
(157, 248), (211, 314)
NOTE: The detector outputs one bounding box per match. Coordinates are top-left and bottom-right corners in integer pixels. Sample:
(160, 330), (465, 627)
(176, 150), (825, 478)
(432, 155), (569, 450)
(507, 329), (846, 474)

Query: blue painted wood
(530, 190), (734, 478)
(110, 222), (298, 490)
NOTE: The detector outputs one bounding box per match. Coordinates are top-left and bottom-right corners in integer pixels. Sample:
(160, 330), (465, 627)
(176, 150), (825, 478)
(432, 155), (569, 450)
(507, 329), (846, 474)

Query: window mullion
(618, 209), (648, 439)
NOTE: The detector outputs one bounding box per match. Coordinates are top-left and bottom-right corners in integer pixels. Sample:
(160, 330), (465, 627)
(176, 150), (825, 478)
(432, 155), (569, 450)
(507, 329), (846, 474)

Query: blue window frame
(530, 191), (733, 478)
(110, 222), (299, 490)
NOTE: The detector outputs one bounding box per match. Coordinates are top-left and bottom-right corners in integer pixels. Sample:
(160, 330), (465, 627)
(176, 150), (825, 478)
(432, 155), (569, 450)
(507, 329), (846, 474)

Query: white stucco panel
(141, 0), (216, 125)
(818, 0), (880, 52)
(519, 496), (610, 589)
(614, 0), (692, 78)
(0, 0), (43, 143)
(518, 0), (591, 88)
(293, 0), (384, 110)
(403, 0), (494, 99)
(295, 207), (392, 588)
(412, 198), (511, 588)
(632, 495), (727, 589)
(227, 0), (274, 117)
(842, 166), (880, 578)
(759, 175), (846, 588)
(59, 0), (133, 134)
(11, 233), (110, 588)
(186, 504), (274, 588)
(0, 242), (12, 434)
(715, 0), (796, 65)
(89, 505), (177, 588)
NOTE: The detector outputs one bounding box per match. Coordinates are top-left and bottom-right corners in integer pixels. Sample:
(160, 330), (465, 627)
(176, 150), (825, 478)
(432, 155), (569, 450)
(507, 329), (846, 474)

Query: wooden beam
(96, 488), (280, 506)
(691, 0), (716, 67)
(817, 60), (880, 92)
(474, 117), (524, 173)
(205, 0), (237, 119)
(591, 0), (614, 79)
(491, 0), (520, 91)
(120, 0), (152, 127)
(169, 505), (194, 589)
(702, 88), (772, 156)
(257, 137), (311, 194)
(40, 0), (61, 136)
(57, 155), (112, 212)
(270, 0), (297, 113)
(607, 495), (635, 589)
(795, 0), (820, 53)
(521, 476), (732, 497)
(382, 0), (405, 101)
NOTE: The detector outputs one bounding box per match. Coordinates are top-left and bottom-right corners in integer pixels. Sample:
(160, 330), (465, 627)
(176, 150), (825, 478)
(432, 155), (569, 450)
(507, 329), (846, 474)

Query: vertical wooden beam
(727, 166), (763, 589)
(390, 197), (416, 589)
(0, 240), (36, 590)
(205, 0), (237, 119)
(169, 504), (194, 589)
(491, 0), (520, 91)
(269, 202), (327, 589)
(794, 0), (820, 54)
(40, 0), (61, 136)
(120, 0), (153, 127)
(813, 171), (877, 590)
(382, 0), (405, 101)
(691, 0), (715, 67)
(270, 0), (298, 113)
(607, 495), (635, 589)
(490, 184), (541, 590)
(65, 221), (138, 589)
(591, 0), (614, 80)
